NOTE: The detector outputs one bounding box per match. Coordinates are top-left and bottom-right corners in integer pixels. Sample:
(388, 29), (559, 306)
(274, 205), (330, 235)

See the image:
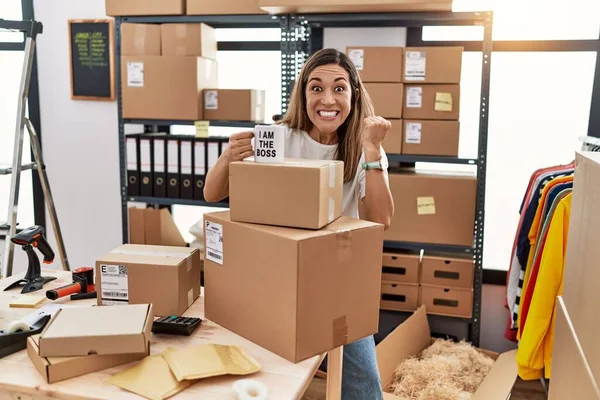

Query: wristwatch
(362, 156), (388, 171)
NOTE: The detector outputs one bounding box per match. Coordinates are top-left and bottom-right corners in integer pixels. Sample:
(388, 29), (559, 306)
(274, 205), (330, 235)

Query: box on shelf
(121, 55), (218, 120)
(121, 23), (161, 56)
(259, 0), (452, 14)
(202, 89), (265, 122)
(380, 282), (419, 312)
(381, 252), (419, 284)
(38, 304), (153, 358)
(106, 0), (185, 16)
(382, 119), (402, 155)
(404, 47), (463, 83)
(419, 284), (473, 318)
(364, 83), (403, 119)
(384, 170), (477, 246)
(402, 120), (460, 157)
(403, 84), (460, 121)
(420, 255), (474, 289)
(346, 47), (403, 83)
(128, 207), (187, 247)
(96, 244), (202, 317)
(160, 23), (217, 59)
(229, 159), (344, 229)
(187, 0), (266, 14)
(203, 211), (384, 363)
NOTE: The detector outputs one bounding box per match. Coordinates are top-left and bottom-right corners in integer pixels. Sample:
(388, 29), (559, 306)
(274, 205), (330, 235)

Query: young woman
(204, 48), (394, 400)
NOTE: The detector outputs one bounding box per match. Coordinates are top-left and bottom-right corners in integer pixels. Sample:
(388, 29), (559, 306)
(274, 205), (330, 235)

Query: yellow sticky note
(417, 197), (436, 215)
(194, 121), (210, 138)
(9, 295), (46, 308)
(434, 92), (453, 112)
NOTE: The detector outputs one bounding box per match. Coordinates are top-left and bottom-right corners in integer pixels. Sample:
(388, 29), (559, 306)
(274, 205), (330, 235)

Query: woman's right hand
(226, 131), (254, 163)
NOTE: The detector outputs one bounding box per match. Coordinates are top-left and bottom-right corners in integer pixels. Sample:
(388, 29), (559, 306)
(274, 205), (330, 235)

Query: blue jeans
(341, 336), (384, 400)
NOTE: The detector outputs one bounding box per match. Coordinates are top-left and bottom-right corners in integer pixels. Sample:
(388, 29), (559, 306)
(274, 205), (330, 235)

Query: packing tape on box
(332, 315), (348, 348)
(110, 248), (195, 272)
(334, 230), (352, 264)
(134, 25), (147, 53)
(232, 379), (268, 400)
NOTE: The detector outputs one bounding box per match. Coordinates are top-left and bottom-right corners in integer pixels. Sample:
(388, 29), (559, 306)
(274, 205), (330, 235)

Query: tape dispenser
(0, 314), (51, 358)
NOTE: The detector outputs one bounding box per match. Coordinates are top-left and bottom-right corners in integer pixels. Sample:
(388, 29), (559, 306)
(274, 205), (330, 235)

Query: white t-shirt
(284, 128), (389, 219)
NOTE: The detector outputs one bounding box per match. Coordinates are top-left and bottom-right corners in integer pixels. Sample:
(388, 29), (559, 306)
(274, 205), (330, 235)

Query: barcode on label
(207, 251), (222, 260)
(103, 291), (128, 298)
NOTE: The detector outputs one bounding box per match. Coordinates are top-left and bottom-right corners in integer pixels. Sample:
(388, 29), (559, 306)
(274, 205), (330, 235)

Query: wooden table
(0, 270), (343, 400)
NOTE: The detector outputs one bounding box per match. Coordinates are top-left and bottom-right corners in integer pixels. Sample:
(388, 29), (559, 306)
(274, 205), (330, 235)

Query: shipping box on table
(121, 23), (161, 56)
(420, 255), (474, 288)
(187, 0), (266, 14)
(403, 47), (463, 83)
(259, 0), (452, 14)
(402, 120), (460, 156)
(203, 211), (384, 363)
(27, 335), (148, 384)
(364, 83), (403, 119)
(38, 304), (153, 358)
(202, 89), (266, 122)
(346, 47), (403, 83)
(106, 0), (185, 16)
(377, 306), (518, 400)
(229, 159), (344, 229)
(382, 119), (402, 155)
(403, 84), (460, 121)
(128, 207), (187, 247)
(96, 244), (202, 316)
(121, 55), (218, 120)
(160, 23), (217, 58)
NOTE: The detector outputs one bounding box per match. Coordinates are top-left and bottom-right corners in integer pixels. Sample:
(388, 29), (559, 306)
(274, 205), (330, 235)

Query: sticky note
(417, 197), (436, 215)
(9, 295), (46, 308)
(194, 121), (210, 138)
(434, 92), (453, 112)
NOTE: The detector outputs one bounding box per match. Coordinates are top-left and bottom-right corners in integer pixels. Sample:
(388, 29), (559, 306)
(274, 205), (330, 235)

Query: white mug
(254, 124), (285, 163)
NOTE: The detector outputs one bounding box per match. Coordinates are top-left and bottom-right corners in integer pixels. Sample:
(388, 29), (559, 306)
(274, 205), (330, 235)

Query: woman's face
(305, 64), (352, 135)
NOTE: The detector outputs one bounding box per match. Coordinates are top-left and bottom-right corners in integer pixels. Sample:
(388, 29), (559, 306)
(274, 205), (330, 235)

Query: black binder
(126, 134), (140, 197)
(193, 138), (207, 201)
(151, 133), (167, 198)
(179, 135), (194, 200)
(139, 136), (153, 197)
(166, 137), (180, 199)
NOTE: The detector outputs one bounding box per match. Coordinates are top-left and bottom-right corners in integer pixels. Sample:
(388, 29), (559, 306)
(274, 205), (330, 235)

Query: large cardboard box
(203, 211), (384, 363)
(548, 297), (600, 399)
(381, 252), (419, 284)
(187, 0), (266, 14)
(27, 335), (148, 384)
(384, 171), (477, 246)
(121, 55), (218, 120)
(203, 89), (265, 122)
(403, 84), (460, 121)
(106, 0), (185, 16)
(38, 304), (153, 357)
(377, 306), (518, 400)
(121, 23), (161, 56)
(382, 119), (402, 155)
(160, 23), (217, 58)
(259, 0), (452, 14)
(420, 255), (473, 288)
(229, 159), (344, 229)
(364, 83), (403, 119)
(402, 120), (460, 156)
(128, 207), (187, 247)
(419, 284), (473, 318)
(346, 47), (403, 83)
(96, 244), (202, 317)
(404, 47), (463, 83)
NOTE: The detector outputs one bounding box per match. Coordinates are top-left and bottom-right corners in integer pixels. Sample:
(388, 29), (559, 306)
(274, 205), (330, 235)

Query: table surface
(0, 270), (323, 400)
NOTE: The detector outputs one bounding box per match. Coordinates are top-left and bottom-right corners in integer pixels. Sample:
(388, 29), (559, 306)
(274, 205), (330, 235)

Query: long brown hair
(280, 48), (375, 183)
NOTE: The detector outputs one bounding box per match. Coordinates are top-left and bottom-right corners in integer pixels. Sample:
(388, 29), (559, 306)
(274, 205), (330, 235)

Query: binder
(139, 137), (153, 197)
(166, 137), (180, 199)
(207, 137), (220, 171)
(151, 134), (167, 198)
(179, 136), (194, 200)
(193, 138), (207, 201)
(126, 134), (140, 197)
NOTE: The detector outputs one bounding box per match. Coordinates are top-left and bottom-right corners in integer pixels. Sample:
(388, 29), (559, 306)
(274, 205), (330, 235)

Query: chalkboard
(68, 19), (115, 101)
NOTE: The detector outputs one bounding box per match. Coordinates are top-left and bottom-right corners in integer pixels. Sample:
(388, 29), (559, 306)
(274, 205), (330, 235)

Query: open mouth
(318, 110), (340, 119)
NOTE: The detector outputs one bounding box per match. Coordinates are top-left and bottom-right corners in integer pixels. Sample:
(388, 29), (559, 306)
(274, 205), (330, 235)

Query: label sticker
(417, 197), (436, 215)
(405, 51), (426, 81)
(127, 62), (144, 87)
(348, 49), (364, 71)
(406, 87), (423, 108)
(205, 221), (223, 265)
(100, 264), (129, 304)
(435, 92), (453, 112)
(329, 163), (336, 189)
(405, 122), (422, 144)
(204, 90), (218, 110)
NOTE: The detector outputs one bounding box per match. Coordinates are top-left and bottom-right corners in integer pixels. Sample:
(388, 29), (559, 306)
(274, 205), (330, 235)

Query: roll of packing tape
(5, 319), (31, 334)
(233, 379), (268, 400)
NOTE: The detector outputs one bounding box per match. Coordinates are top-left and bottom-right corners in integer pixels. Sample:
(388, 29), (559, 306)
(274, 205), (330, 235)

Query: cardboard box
(384, 171), (477, 246)
(403, 84), (460, 121)
(128, 207), (187, 247)
(381, 282), (419, 312)
(39, 304), (153, 358)
(203, 211), (384, 363)
(346, 47), (403, 83)
(121, 55), (218, 120)
(160, 23), (217, 58)
(381, 252), (419, 283)
(403, 47), (463, 83)
(96, 244), (202, 317)
(382, 119), (402, 155)
(419, 284), (473, 318)
(548, 297), (600, 399)
(402, 120), (460, 156)
(229, 159), (344, 229)
(376, 306), (518, 399)
(27, 335), (147, 384)
(259, 0), (452, 14)
(187, 0), (266, 14)
(106, 0), (185, 16)
(203, 89), (266, 122)
(121, 23), (161, 56)
(365, 83), (403, 119)
(420, 255), (474, 289)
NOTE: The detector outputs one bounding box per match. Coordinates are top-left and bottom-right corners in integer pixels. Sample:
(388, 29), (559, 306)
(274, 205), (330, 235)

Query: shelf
(384, 240), (474, 254)
(302, 11), (490, 28)
(387, 154), (477, 165)
(120, 14), (281, 28)
(380, 308), (473, 324)
(128, 196), (229, 208)
(124, 119), (258, 128)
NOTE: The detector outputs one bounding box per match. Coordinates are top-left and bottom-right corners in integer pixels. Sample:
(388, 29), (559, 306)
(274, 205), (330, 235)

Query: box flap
(235, 158), (342, 169)
(99, 252), (183, 266)
(472, 350), (518, 400)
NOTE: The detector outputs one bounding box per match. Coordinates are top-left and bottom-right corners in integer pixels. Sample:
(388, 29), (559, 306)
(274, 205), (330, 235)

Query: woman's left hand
(362, 116), (391, 150)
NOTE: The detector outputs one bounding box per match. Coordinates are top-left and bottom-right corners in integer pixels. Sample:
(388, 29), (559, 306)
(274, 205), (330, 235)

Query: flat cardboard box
(203, 89), (265, 122)
(364, 83), (403, 119)
(106, 0), (185, 16)
(27, 335), (148, 384)
(39, 304), (153, 358)
(96, 244), (202, 317)
(121, 55), (218, 120)
(229, 159), (344, 229)
(346, 47), (403, 83)
(203, 211), (384, 363)
(259, 0), (452, 14)
(419, 284), (473, 318)
(128, 207), (187, 247)
(161, 23), (217, 58)
(402, 120), (460, 156)
(384, 171), (477, 246)
(377, 306), (518, 400)
(562, 151), (600, 380)
(187, 0), (266, 14)
(382, 119), (402, 155)
(403, 84), (460, 121)
(404, 47), (463, 83)
(548, 297), (600, 399)
(381, 252), (419, 284)
(121, 23), (161, 56)
(380, 282), (419, 312)
(420, 255), (474, 289)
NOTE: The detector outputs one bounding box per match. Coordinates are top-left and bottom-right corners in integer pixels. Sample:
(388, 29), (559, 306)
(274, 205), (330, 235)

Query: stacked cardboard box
(106, 0), (266, 16)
